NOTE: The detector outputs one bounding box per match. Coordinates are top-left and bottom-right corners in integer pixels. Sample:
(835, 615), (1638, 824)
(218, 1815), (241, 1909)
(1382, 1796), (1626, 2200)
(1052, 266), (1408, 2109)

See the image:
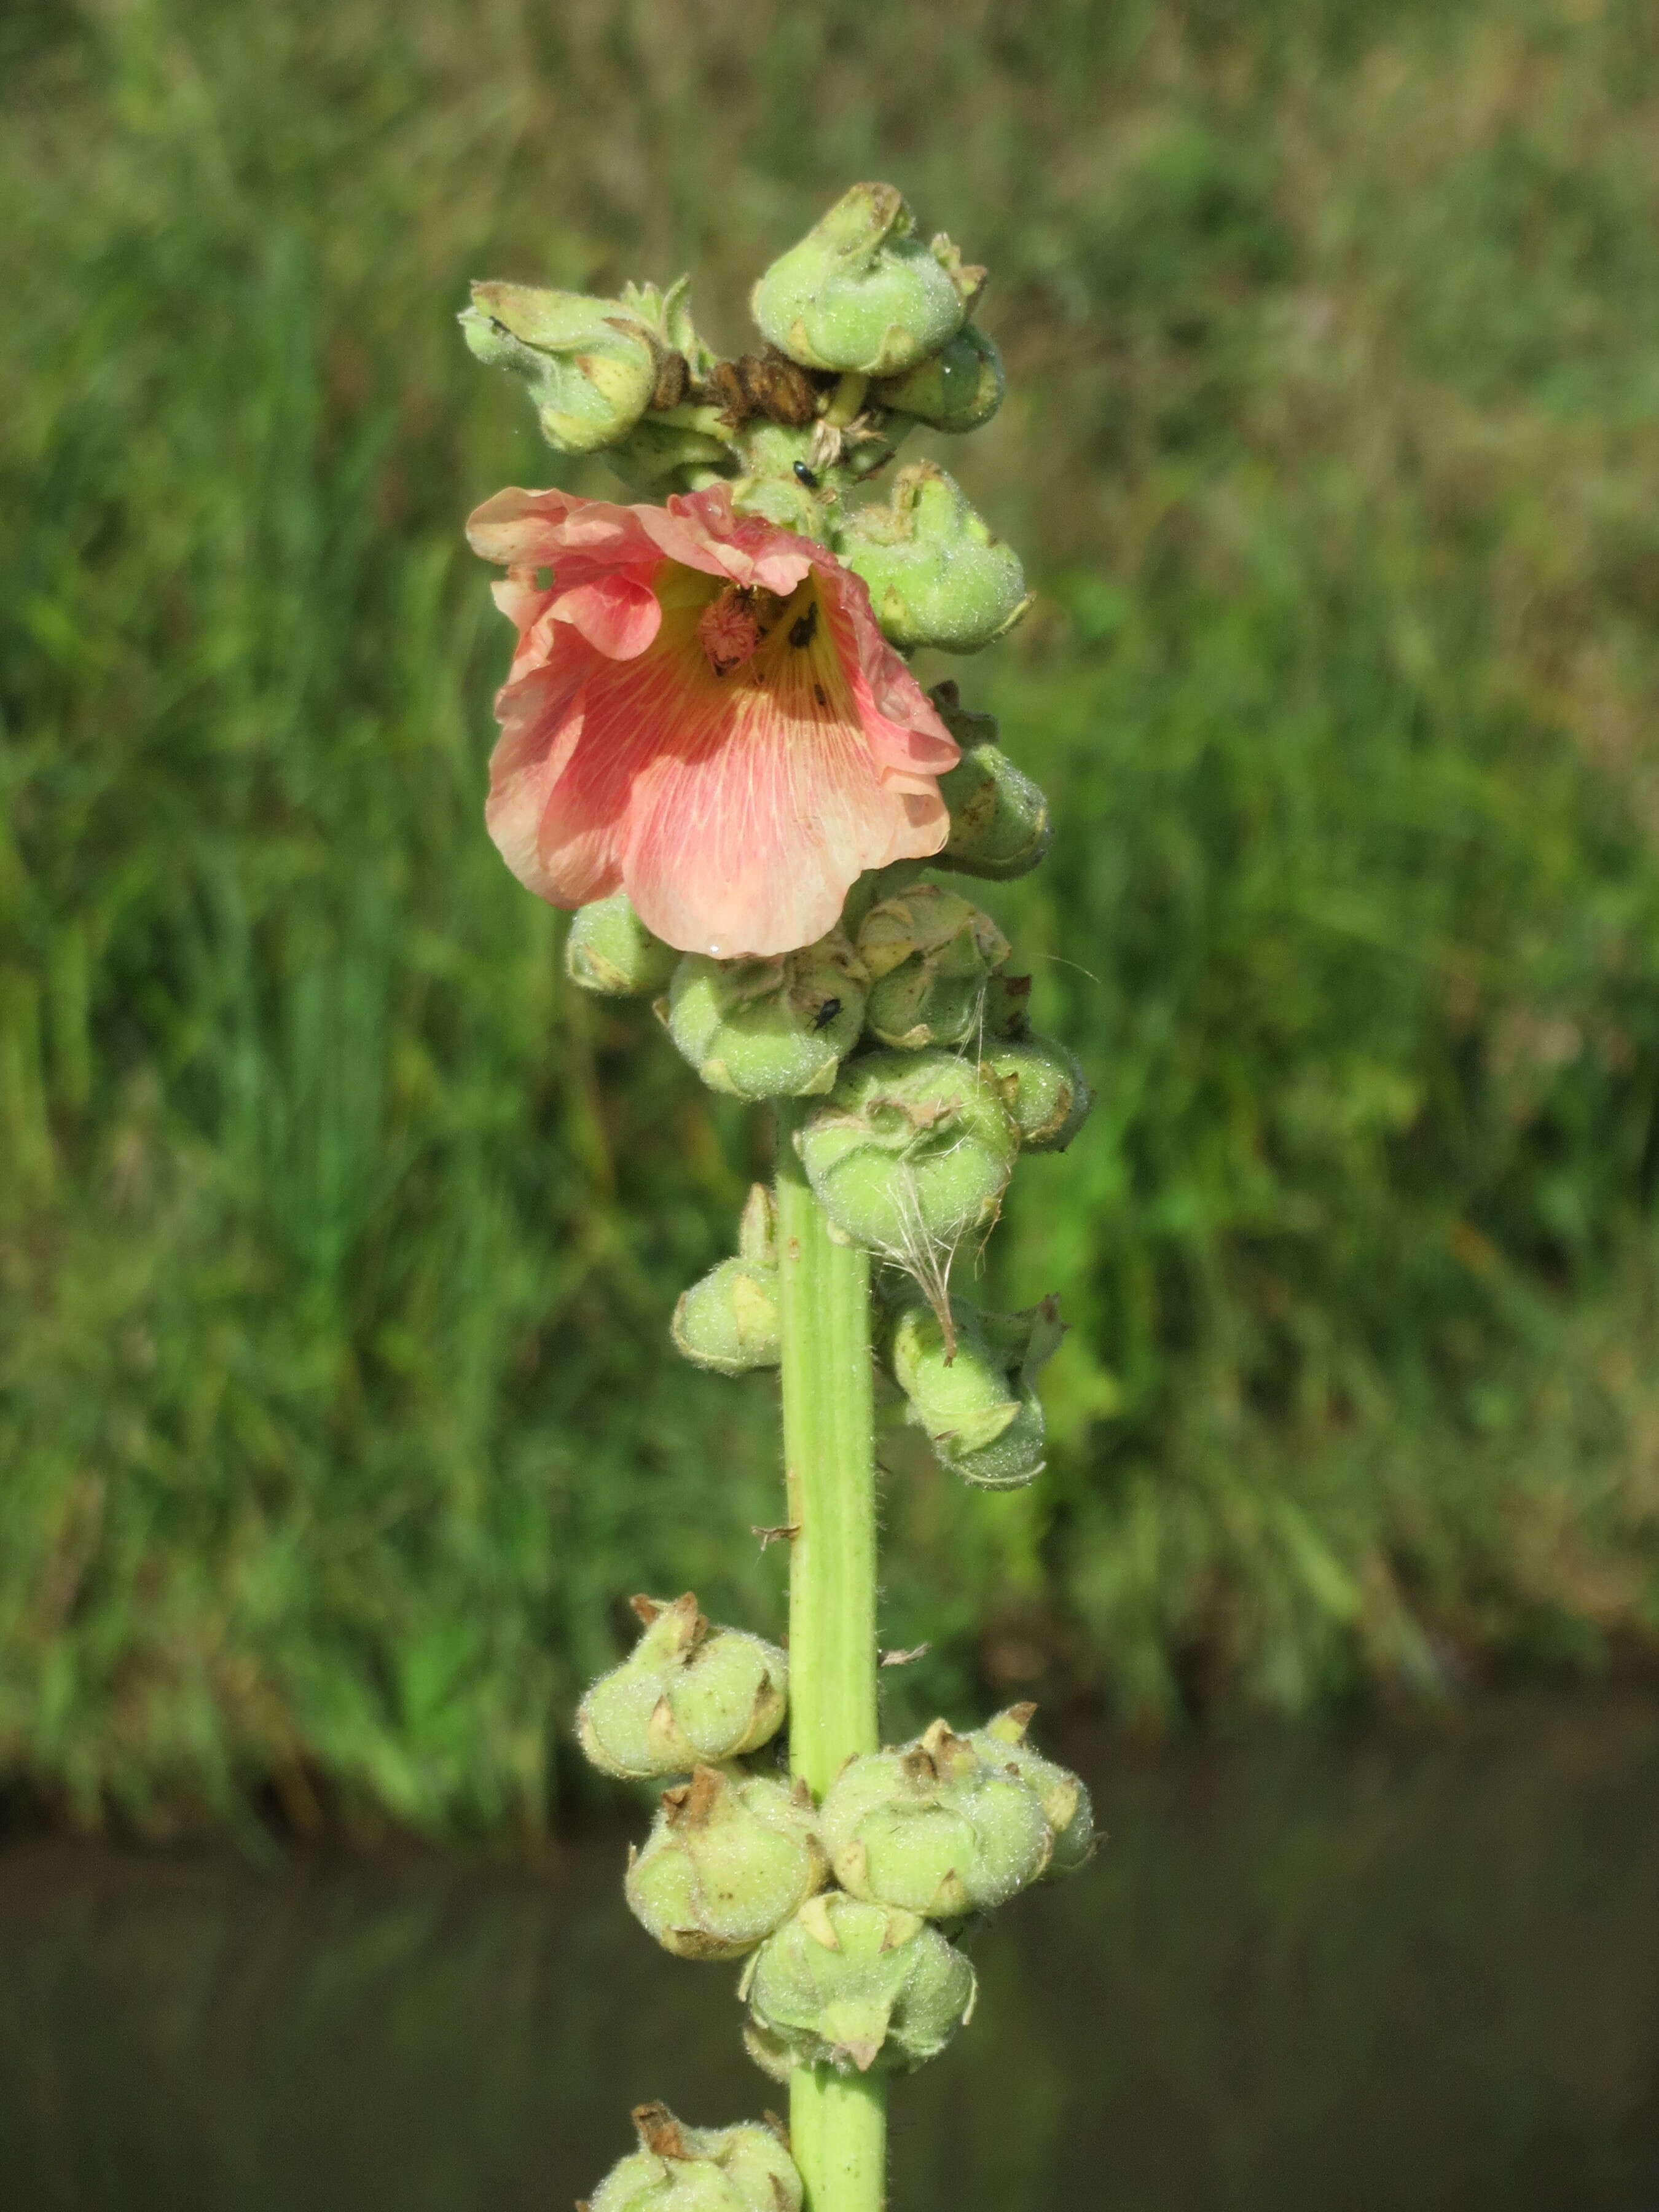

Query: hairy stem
(777, 1105), (885, 2210)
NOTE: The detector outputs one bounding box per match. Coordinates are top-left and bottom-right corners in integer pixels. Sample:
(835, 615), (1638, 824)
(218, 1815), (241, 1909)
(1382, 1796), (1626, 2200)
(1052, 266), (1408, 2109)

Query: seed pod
(796, 1049), (1020, 1259)
(750, 183), (968, 378)
(739, 1893), (976, 2079)
(872, 323), (1005, 433)
(836, 463), (1030, 655)
(857, 885), (1011, 1051)
(460, 282), (663, 455)
(577, 1594), (788, 1781)
(667, 931), (868, 1100)
(925, 684), (1053, 884)
(967, 1704), (1097, 1880)
(625, 1767), (828, 1961)
(820, 1718), (1053, 1918)
(985, 1033), (1092, 1152)
(567, 892), (681, 997)
(672, 1260), (780, 1376)
(584, 2103), (803, 2212)
(885, 1291), (1066, 1490)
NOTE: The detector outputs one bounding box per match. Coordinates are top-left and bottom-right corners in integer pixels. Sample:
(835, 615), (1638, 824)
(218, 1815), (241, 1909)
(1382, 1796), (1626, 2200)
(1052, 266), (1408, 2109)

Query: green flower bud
(584, 2103), (802, 2212)
(836, 464), (1030, 654)
(884, 1292), (1067, 1490)
(618, 275), (721, 384)
(985, 1033), (1092, 1152)
(926, 685), (1053, 882)
(671, 1259), (780, 1376)
(667, 931), (868, 1101)
(968, 1704), (1097, 1880)
(461, 281), (662, 455)
(872, 324), (1005, 434)
(796, 1049), (1020, 1260)
(857, 885), (1011, 1051)
(739, 1893), (976, 2079)
(750, 184), (970, 378)
(567, 892), (681, 997)
(576, 1594), (788, 1780)
(625, 1766), (828, 1961)
(820, 1717), (1053, 1918)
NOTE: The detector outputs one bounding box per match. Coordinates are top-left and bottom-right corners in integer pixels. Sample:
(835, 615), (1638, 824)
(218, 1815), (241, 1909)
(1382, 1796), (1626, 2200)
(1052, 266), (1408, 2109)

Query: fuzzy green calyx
(739, 1892), (976, 2079)
(576, 1594), (788, 1779)
(968, 1704), (1097, 1880)
(750, 184), (973, 378)
(885, 1292), (1066, 1489)
(460, 281), (664, 455)
(567, 892), (681, 997)
(819, 1717), (1053, 1918)
(625, 1766), (828, 1961)
(796, 1048), (1020, 1260)
(836, 463), (1030, 654)
(927, 684), (1053, 882)
(666, 931), (868, 1100)
(618, 275), (721, 384)
(873, 323), (1005, 433)
(985, 1033), (1093, 1151)
(583, 2103), (803, 2212)
(857, 884), (1011, 1051)
(672, 1259), (780, 1375)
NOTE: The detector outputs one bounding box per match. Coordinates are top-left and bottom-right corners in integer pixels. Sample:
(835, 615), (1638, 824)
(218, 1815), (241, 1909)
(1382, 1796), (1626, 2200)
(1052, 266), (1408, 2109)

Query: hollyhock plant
(468, 482), (960, 959)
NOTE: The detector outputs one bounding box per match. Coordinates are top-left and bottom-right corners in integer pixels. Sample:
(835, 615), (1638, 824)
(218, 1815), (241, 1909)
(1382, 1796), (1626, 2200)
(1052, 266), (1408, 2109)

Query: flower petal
(550, 575), (662, 660)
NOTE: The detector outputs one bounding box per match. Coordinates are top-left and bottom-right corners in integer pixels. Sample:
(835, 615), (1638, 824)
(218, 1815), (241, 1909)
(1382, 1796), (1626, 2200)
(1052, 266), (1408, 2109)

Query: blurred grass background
(4, 0), (1659, 1838)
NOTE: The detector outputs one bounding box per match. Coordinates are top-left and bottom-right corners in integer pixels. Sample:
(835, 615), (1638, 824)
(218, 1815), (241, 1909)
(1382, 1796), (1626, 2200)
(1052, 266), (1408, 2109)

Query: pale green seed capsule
(968, 1705), (1098, 1880)
(873, 323), (1005, 433)
(671, 1258), (780, 1376)
(567, 893), (681, 997)
(836, 463), (1030, 655)
(584, 2103), (802, 2212)
(750, 184), (969, 378)
(667, 931), (868, 1100)
(885, 1292), (1066, 1490)
(925, 686), (1054, 883)
(820, 1718), (1053, 1918)
(461, 281), (662, 455)
(796, 1049), (1020, 1259)
(625, 1766), (828, 1961)
(857, 885), (1011, 1052)
(739, 1893), (976, 2079)
(986, 1033), (1093, 1152)
(576, 1594), (788, 1781)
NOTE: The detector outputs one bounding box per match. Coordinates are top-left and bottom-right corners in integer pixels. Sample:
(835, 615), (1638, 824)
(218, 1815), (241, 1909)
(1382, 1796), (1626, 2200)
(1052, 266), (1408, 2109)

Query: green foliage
(4, 0), (1659, 1831)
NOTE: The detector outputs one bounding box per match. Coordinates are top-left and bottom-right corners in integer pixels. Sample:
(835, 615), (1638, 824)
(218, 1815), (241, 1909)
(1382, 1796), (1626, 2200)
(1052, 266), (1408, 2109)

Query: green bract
(576, 1594), (788, 1780)
(872, 323), (1005, 433)
(584, 2104), (803, 2212)
(796, 1049), (1020, 1258)
(625, 1766), (828, 1961)
(885, 1292), (1067, 1490)
(985, 1033), (1093, 1152)
(836, 463), (1030, 654)
(667, 932), (868, 1100)
(967, 1706), (1097, 1880)
(739, 1893), (976, 2079)
(568, 893), (681, 998)
(460, 281), (663, 454)
(857, 884), (1011, 1052)
(750, 183), (973, 378)
(819, 1718), (1053, 1918)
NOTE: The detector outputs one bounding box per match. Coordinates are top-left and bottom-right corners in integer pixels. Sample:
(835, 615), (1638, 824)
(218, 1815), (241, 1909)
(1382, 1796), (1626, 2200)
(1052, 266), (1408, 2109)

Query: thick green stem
(776, 1105), (885, 2211)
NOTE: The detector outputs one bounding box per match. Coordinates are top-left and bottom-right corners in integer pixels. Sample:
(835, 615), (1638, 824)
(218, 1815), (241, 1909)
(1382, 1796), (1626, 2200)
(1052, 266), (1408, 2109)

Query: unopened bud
(872, 323), (1005, 434)
(617, 275), (721, 384)
(587, 2104), (803, 2212)
(671, 1259), (780, 1376)
(739, 1893), (976, 2079)
(885, 1292), (1065, 1489)
(969, 1705), (1097, 1880)
(986, 1034), (1092, 1151)
(750, 184), (969, 378)
(820, 1718), (1052, 1918)
(836, 463), (1030, 655)
(667, 932), (868, 1100)
(796, 1049), (1019, 1259)
(576, 1594), (788, 1779)
(857, 885), (1010, 1051)
(460, 282), (662, 455)
(926, 686), (1053, 882)
(567, 892), (681, 997)
(626, 1767), (828, 1960)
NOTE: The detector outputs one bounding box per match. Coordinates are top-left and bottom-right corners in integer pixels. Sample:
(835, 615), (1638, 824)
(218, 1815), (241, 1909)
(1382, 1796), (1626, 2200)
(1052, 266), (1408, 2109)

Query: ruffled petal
(550, 575), (662, 660)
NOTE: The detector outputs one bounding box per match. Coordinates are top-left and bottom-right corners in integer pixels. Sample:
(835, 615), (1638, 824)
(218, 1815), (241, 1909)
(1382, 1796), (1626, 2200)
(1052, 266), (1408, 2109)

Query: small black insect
(793, 460), (820, 490)
(790, 603), (820, 650)
(812, 997), (842, 1031)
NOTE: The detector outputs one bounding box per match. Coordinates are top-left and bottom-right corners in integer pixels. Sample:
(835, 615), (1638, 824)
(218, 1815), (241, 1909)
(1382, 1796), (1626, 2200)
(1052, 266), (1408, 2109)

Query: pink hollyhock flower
(466, 483), (960, 959)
